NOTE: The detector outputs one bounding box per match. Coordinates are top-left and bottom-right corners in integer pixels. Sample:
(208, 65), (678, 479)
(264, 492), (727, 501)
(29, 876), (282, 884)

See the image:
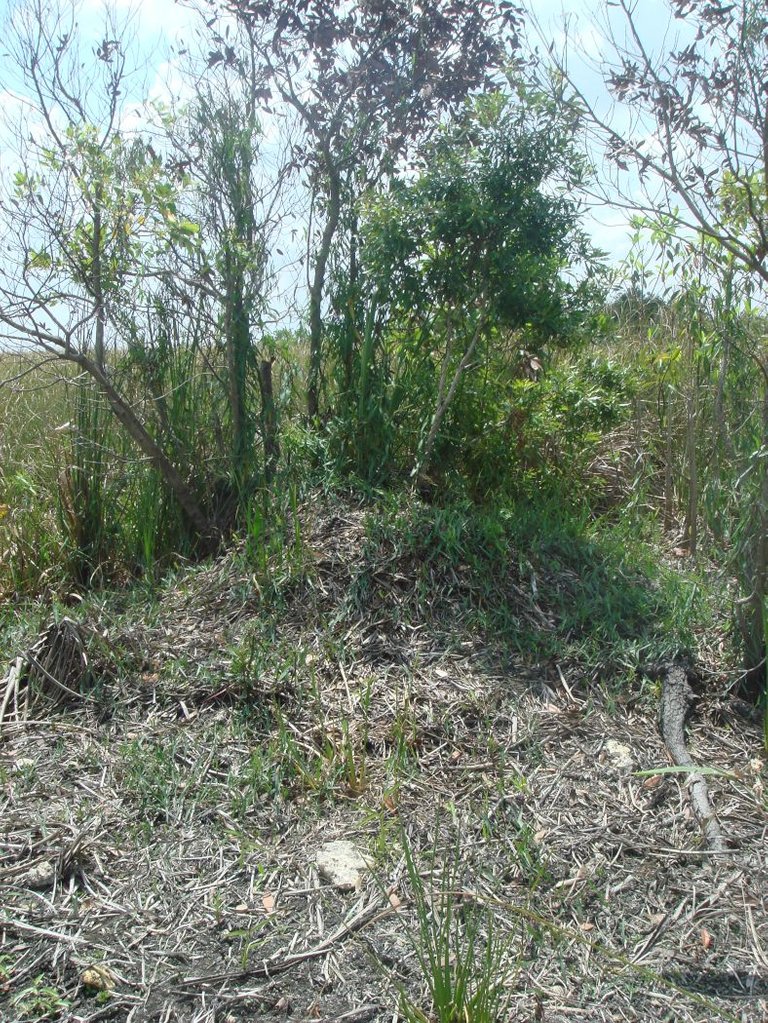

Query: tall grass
(0, 355), (73, 595)
(0, 318), (307, 597)
(0, 348), (217, 595)
(605, 291), (767, 698)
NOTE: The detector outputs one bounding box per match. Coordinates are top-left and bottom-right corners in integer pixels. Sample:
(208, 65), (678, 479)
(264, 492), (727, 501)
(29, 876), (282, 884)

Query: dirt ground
(2, 501), (767, 1022)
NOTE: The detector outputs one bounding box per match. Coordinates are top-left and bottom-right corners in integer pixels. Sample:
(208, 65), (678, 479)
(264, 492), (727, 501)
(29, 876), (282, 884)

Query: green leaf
(27, 249), (52, 270)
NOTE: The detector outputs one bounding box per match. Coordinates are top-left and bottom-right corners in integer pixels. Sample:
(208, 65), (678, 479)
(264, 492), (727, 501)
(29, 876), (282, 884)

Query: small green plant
(242, 486), (310, 607)
(11, 974), (69, 1021)
(508, 816), (552, 891)
(387, 697), (422, 781)
(238, 929), (270, 969)
(119, 734), (217, 824)
(211, 890), (225, 926)
(120, 739), (181, 822)
(338, 717), (368, 795)
(229, 744), (290, 815)
(228, 620), (307, 709)
(14, 759), (38, 788)
(0, 953), (14, 990)
(398, 831), (514, 1023)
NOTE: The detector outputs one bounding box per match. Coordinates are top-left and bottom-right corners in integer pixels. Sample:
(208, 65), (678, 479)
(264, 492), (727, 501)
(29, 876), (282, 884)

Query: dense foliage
(324, 90), (605, 488)
(0, 0), (764, 702)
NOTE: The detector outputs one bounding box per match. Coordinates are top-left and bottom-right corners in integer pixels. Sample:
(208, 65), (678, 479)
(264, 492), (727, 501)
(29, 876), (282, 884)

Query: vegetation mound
(1, 493), (766, 1022)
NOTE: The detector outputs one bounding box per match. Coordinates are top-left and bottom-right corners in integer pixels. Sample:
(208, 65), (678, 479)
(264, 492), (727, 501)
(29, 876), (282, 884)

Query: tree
(549, 0), (767, 281)
(547, 0), (768, 696)
(0, 0), (217, 543)
(359, 89), (603, 485)
(212, 0), (523, 419)
(161, 24), (293, 494)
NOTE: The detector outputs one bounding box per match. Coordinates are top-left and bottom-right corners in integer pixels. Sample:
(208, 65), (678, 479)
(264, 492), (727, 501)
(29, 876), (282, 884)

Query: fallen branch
(657, 663), (728, 854)
(0, 656), (27, 727)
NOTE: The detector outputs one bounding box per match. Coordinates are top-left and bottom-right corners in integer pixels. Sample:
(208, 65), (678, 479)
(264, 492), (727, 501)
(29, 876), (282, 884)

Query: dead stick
(658, 663), (728, 854)
(0, 657), (25, 727)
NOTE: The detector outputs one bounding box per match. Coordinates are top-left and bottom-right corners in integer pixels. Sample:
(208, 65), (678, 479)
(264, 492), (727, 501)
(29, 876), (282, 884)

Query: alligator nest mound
(0, 617), (96, 727)
(1, 494), (767, 1023)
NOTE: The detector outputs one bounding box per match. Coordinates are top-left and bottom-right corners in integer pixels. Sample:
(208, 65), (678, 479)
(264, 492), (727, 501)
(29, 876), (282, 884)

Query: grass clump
(10, 974), (69, 1022)
(398, 830), (516, 1023)
(354, 492), (718, 676)
(118, 733), (220, 825)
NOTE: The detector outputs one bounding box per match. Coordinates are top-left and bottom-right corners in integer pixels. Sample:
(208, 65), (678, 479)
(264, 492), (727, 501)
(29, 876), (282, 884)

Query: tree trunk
(683, 329), (699, 554)
(663, 384), (674, 532)
(414, 312), (486, 487)
(307, 161), (342, 421)
(91, 181), (106, 372)
(738, 372), (768, 700)
(226, 271), (252, 482)
(684, 387), (698, 553)
(344, 206), (359, 394)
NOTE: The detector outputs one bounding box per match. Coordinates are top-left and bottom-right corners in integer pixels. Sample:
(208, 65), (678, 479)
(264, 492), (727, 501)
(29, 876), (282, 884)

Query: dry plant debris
(0, 618), (96, 727)
(1, 496), (767, 1022)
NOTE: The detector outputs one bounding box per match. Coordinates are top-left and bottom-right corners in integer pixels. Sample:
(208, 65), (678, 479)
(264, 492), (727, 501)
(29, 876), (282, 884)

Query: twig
(0, 657), (26, 727)
(316, 1004), (383, 1023)
(0, 917), (94, 946)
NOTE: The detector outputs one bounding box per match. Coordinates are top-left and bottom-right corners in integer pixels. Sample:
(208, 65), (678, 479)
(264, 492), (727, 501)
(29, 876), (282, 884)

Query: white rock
(25, 860), (56, 889)
(315, 840), (373, 891)
(605, 739), (634, 770)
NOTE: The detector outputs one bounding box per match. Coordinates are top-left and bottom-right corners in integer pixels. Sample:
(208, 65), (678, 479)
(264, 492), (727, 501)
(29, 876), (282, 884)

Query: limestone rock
(25, 860), (56, 889)
(605, 739), (634, 770)
(315, 840), (373, 891)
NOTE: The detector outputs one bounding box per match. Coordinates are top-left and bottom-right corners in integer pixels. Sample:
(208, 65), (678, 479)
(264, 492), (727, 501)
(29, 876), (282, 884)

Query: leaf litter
(1, 493), (767, 1022)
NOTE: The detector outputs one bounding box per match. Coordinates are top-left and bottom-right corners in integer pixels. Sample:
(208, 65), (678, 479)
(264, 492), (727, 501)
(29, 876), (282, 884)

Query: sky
(531, 0), (690, 267)
(0, 0), (694, 318)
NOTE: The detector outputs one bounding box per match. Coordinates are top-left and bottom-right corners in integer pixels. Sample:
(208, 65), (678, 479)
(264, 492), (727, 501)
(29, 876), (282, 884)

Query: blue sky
(0, 0), (684, 286)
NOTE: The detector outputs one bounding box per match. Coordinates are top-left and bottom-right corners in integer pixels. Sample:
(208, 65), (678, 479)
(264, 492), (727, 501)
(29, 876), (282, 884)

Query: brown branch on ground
(174, 895), (392, 990)
(658, 662), (729, 854)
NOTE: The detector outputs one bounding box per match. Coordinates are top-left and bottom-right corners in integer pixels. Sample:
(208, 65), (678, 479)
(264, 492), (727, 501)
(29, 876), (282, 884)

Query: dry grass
(1, 495), (766, 1022)
(0, 354), (76, 597)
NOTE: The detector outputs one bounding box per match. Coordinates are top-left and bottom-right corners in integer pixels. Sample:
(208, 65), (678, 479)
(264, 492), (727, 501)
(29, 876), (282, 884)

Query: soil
(1, 497), (767, 1023)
